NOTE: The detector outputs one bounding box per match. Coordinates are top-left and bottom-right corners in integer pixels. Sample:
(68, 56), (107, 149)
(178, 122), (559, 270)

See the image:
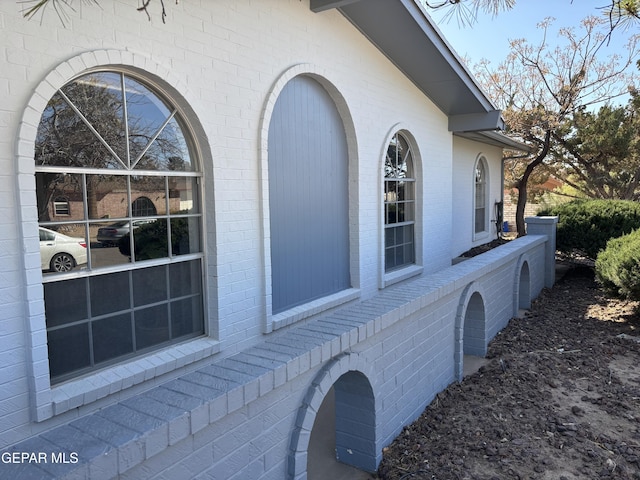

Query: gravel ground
(377, 265), (640, 479)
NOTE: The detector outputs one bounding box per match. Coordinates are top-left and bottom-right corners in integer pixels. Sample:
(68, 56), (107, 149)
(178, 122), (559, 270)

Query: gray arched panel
(268, 75), (350, 314)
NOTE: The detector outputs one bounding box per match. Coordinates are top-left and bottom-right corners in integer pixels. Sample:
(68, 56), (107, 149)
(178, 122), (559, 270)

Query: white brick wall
(0, 1), (557, 476)
(452, 136), (506, 258)
(1, 0), (455, 443)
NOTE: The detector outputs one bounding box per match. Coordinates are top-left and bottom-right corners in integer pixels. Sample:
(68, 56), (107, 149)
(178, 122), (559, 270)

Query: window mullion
(121, 73), (131, 169)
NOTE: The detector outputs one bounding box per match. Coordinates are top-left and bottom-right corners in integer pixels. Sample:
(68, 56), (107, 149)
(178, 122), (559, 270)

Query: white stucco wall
(0, 0), (457, 446)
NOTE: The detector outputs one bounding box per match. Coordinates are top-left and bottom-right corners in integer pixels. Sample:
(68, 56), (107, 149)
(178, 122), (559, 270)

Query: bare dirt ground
(377, 264), (640, 479)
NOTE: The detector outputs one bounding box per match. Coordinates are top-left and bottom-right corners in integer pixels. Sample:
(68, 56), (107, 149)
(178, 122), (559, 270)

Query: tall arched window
(35, 70), (204, 383)
(384, 132), (415, 272)
(474, 156), (488, 234)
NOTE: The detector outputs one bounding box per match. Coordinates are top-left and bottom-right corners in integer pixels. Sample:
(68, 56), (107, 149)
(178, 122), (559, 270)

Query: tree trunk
(514, 130), (552, 237)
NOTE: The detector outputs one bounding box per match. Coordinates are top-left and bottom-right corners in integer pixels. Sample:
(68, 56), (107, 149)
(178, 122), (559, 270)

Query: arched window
(384, 132), (415, 272)
(474, 157), (488, 234)
(131, 196), (157, 217)
(35, 70), (204, 383)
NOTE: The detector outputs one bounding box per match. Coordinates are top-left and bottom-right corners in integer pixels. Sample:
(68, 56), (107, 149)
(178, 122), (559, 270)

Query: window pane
(397, 203), (406, 223)
(396, 223), (405, 244)
(125, 77), (172, 168)
(403, 202), (414, 222)
(404, 243), (414, 265)
(385, 149), (396, 178)
(131, 176), (165, 215)
(36, 173), (84, 222)
(61, 72), (127, 165)
(475, 207), (486, 233)
(136, 116), (195, 172)
(476, 162), (485, 183)
(385, 227), (395, 248)
(92, 313), (133, 364)
(384, 180), (397, 202)
(475, 183), (485, 204)
(386, 204), (397, 224)
(35, 91), (123, 170)
(397, 181), (406, 202)
(394, 246), (405, 268)
(132, 219), (168, 261)
(169, 260), (202, 298)
(44, 278), (88, 327)
(48, 324), (90, 379)
(385, 248), (395, 271)
(170, 177), (199, 214)
(39, 224), (88, 276)
(171, 297), (204, 338)
(403, 224), (414, 244)
(171, 217), (201, 256)
(86, 174), (128, 220)
(133, 265), (167, 306)
(403, 151), (414, 178)
(90, 271), (131, 316)
(135, 305), (169, 350)
(92, 221), (133, 268)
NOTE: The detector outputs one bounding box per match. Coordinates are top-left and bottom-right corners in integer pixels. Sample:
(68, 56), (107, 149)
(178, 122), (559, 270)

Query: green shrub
(538, 199), (640, 258)
(595, 228), (640, 300)
(118, 217), (191, 260)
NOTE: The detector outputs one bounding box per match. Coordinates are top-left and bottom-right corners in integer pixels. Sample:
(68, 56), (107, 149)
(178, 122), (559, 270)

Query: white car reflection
(39, 227), (88, 272)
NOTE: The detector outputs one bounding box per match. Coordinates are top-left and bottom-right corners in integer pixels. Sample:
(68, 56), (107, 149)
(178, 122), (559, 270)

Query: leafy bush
(118, 217), (191, 260)
(538, 199), (640, 258)
(595, 228), (640, 300)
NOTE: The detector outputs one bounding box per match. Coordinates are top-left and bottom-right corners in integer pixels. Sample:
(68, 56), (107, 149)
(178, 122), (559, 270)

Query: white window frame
(380, 126), (423, 288)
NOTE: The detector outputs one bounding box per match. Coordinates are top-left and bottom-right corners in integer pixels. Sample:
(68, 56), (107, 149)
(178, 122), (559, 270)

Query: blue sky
(428, 0), (635, 74)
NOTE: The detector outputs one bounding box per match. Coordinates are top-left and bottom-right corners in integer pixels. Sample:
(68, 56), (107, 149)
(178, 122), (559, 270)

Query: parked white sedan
(39, 227), (88, 272)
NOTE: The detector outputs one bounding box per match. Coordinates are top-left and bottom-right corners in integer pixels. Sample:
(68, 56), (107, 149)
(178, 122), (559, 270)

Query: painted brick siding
(0, 232), (552, 478)
(0, 0), (448, 442)
(451, 136), (506, 258)
(0, 0), (558, 477)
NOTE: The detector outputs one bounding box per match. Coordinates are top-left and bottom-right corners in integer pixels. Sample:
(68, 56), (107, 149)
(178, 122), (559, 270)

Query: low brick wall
(2, 223), (555, 480)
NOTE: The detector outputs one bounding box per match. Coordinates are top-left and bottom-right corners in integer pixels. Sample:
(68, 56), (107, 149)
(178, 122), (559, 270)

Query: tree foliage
(553, 93), (640, 200)
(474, 16), (638, 235)
(539, 199), (640, 258)
(595, 227), (640, 300)
(21, 0), (640, 28)
(428, 0), (640, 32)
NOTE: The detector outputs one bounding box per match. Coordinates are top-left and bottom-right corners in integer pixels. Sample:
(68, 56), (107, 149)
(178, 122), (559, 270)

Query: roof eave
(455, 130), (532, 153)
(312, 0), (501, 131)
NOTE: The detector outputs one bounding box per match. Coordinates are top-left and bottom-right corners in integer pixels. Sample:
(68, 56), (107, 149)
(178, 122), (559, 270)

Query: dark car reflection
(97, 219), (156, 246)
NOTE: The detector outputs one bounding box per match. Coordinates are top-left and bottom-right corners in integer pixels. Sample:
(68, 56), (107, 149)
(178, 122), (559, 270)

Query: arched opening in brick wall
(307, 373), (376, 479)
(463, 291), (486, 357)
(518, 261), (531, 311)
(291, 355), (378, 479)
